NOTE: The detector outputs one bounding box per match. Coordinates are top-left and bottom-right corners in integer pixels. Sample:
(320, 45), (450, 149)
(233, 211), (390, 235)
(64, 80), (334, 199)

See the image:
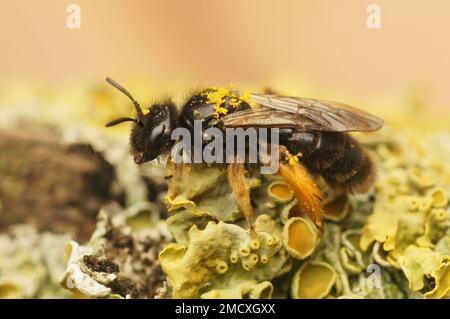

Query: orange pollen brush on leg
(277, 148), (324, 226)
(227, 162), (256, 235)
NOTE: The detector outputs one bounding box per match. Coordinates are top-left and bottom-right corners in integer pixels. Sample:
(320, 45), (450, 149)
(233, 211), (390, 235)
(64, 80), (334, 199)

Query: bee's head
(105, 78), (177, 164)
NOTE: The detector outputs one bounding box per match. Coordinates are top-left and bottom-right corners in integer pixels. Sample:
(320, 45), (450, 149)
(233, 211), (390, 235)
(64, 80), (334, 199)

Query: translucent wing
(223, 93), (384, 132)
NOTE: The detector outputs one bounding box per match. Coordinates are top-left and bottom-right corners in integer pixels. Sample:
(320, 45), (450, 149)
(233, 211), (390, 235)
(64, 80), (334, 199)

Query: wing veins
(223, 93), (384, 132)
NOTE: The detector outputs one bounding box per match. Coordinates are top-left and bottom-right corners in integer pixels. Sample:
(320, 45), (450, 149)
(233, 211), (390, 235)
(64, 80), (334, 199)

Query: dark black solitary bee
(105, 78), (383, 234)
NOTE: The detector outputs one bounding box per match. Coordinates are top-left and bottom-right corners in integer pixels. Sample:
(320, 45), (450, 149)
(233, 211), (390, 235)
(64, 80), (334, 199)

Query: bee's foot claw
(248, 226), (257, 237)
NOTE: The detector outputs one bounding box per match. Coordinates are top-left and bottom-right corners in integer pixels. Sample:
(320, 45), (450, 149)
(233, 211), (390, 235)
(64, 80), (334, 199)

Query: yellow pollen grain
(288, 152), (303, 166)
(204, 84), (251, 117)
(240, 90), (251, 104)
(289, 156), (299, 166)
(214, 105), (229, 118)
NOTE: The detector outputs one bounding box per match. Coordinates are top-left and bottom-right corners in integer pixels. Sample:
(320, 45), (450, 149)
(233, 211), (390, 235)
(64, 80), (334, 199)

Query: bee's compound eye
(152, 107), (164, 118)
(134, 153), (145, 164)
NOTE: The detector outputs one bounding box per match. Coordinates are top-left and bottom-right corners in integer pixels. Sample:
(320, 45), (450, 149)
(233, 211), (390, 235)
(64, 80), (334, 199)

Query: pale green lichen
(358, 130), (450, 298)
(201, 280), (273, 299)
(0, 225), (71, 298)
(60, 203), (172, 298)
(159, 216), (291, 298)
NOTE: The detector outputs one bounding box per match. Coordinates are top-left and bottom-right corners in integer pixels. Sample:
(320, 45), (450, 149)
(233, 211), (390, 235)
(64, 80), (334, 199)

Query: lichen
(201, 281), (273, 299)
(161, 161), (340, 298)
(0, 225), (71, 298)
(323, 192), (352, 222)
(358, 129), (450, 298)
(282, 217), (319, 260)
(159, 216), (291, 298)
(5, 81), (450, 299)
(291, 261), (337, 299)
(158, 130), (450, 299)
(60, 202), (172, 298)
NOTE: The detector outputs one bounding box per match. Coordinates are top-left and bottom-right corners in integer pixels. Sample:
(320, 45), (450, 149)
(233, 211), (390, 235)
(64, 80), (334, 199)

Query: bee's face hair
(129, 100), (178, 164)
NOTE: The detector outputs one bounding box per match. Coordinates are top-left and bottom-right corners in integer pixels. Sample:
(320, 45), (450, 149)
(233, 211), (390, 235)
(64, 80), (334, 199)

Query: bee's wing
(223, 108), (325, 130)
(223, 93), (384, 132)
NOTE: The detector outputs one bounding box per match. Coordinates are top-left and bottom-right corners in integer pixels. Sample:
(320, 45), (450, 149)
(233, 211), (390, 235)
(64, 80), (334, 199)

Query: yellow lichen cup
(427, 187), (448, 208)
(291, 261), (337, 299)
(282, 217), (319, 260)
(323, 194), (351, 222)
(268, 181), (294, 204)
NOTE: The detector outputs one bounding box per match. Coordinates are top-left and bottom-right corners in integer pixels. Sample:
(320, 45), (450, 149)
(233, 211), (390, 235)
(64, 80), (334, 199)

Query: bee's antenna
(106, 77), (145, 119)
(105, 117), (140, 127)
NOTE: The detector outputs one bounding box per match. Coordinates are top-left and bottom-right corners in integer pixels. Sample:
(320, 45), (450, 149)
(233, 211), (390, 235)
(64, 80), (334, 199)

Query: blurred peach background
(0, 0), (449, 112)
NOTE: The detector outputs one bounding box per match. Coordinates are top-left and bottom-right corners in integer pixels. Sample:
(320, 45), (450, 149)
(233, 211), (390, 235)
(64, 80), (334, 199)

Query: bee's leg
(166, 159), (185, 197)
(227, 162), (256, 236)
(277, 146), (324, 226)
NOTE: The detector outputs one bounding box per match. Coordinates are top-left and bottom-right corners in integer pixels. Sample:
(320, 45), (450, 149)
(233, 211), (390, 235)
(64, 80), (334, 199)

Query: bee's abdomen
(282, 131), (375, 194)
(318, 133), (375, 193)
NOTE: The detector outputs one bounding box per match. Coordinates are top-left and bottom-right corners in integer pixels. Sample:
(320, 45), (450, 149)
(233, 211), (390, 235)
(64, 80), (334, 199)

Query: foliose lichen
(158, 129), (450, 299)
(60, 202), (172, 298)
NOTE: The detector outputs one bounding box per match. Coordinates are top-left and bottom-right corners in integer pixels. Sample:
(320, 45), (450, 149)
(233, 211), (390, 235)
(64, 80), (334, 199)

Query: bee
(105, 78), (383, 234)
